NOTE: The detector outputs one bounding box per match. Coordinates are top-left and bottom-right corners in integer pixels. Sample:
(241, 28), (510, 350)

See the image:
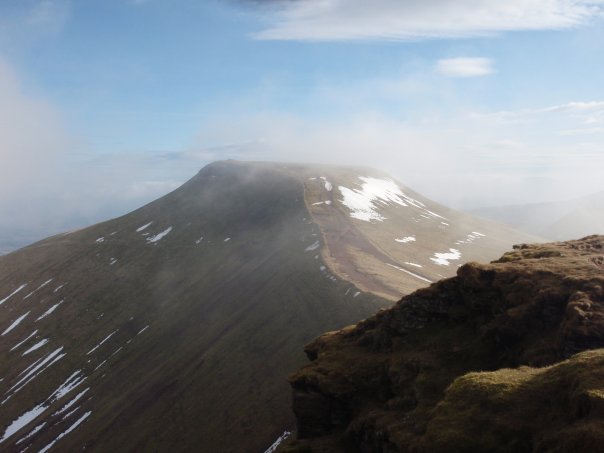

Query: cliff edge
(285, 235), (604, 452)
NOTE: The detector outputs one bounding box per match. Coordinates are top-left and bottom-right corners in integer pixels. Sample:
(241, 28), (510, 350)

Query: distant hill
(285, 235), (604, 452)
(0, 161), (538, 452)
(472, 191), (604, 240)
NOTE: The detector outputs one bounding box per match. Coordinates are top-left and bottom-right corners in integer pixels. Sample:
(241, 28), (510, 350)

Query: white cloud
(0, 58), (195, 249)
(252, 0), (604, 41)
(436, 58), (495, 77)
(187, 99), (604, 209)
(557, 127), (604, 135)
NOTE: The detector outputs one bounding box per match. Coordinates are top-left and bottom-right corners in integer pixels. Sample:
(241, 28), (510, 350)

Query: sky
(1, 0), (604, 247)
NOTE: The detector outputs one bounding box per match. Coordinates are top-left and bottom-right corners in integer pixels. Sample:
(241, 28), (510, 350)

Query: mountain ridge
(0, 160), (540, 452)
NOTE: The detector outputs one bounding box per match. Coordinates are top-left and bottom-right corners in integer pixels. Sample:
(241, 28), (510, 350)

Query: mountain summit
(0, 161), (537, 452)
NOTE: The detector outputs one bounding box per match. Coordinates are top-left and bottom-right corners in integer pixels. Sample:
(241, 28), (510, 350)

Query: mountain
(472, 191), (604, 240)
(284, 235), (604, 453)
(0, 160), (538, 452)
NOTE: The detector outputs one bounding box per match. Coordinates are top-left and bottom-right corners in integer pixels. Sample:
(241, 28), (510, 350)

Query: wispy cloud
(250, 0), (604, 41)
(475, 101), (604, 123)
(436, 58), (495, 77)
(558, 126), (604, 135)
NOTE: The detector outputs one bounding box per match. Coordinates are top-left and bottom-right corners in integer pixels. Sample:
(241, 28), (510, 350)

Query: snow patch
(9, 347), (65, 395)
(53, 284), (65, 293)
(395, 236), (416, 244)
(305, 241), (320, 252)
(0, 284), (27, 306)
(23, 279), (53, 300)
(137, 325), (149, 335)
(15, 422), (46, 445)
(86, 330), (117, 355)
(224, 237), (231, 242)
(455, 231), (487, 245)
(53, 388), (89, 417)
(38, 411), (91, 453)
(2, 312), (30, 336)
(146, 227), (173, 244)
(386, 264), (432, 283)
(136, 222), (153, 232)
(22, 339), (49, 356)
(51, 371), (86, 400)
(0, 403), (46, 444)
(36, 300), (64, 321)
(264, 431), (292, 453)
(430, 249), (461, 266)
(10, 330), (38, 351)
(320, 176), (333, 191)
(339, 176), (445, 222)
(95, 237), (105, 243)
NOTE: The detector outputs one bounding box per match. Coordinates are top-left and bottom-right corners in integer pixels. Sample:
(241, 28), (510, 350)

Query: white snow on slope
(0, 403), (46, 443)
(338, 177), (435, 222)
(305, 241), (320, 252)
(53, 388), (90, 417)
(109, 258), (118, 266)
(9, 347), (65, 395)
(10, 330), (38, 351)
(38, 411), (91, 453)
(339, 177), (446, 222)
(51, 371), (86, 400)
(405, 262), (423, 268)
(36, 300), (64, 321)
(0, 284), (27, 306)
(23, 279), (53, 300)
(86, 330), (117, 355)
(137, 325), (149, 335)
(264, 430), (292, 453)
(387, 263), (433, 283)
(430, 249), (461, 266)
(95, 237), (105, 243)
(136, 222), (153, 232)
(22, 339), (49, 356)
(2, 370), (82, 443)
(320, 176), (333, 191)
(53, 284), (65, 293)
(455, 231), (487, 245)
(224, 237), (231, 242)
(146, 227), (173, 244)
(395, 236), (416, 243)
(15, 421), (46, 445)
(2, 312), (30, 336)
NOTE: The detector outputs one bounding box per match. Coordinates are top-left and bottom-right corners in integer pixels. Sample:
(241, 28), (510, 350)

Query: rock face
(286, 236), (604, 452)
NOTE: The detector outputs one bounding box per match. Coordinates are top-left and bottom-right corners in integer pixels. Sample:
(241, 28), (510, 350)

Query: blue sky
(1, 0), (604, 242)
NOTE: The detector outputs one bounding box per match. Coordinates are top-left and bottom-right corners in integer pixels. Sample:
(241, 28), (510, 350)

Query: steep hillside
(291, 164), (540, 300)
(473, 191), (604, 240)
(285, 236), (604, 452)
(0, 162), (388, 452)
(0, 160), (538, 452)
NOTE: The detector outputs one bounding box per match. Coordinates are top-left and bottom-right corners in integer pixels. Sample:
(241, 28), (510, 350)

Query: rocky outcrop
(285, 236), (604, 452)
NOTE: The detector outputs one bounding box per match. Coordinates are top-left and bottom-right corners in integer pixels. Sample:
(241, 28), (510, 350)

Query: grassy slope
(284, 236), (604, 452)
(424, 349), (604, 452)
